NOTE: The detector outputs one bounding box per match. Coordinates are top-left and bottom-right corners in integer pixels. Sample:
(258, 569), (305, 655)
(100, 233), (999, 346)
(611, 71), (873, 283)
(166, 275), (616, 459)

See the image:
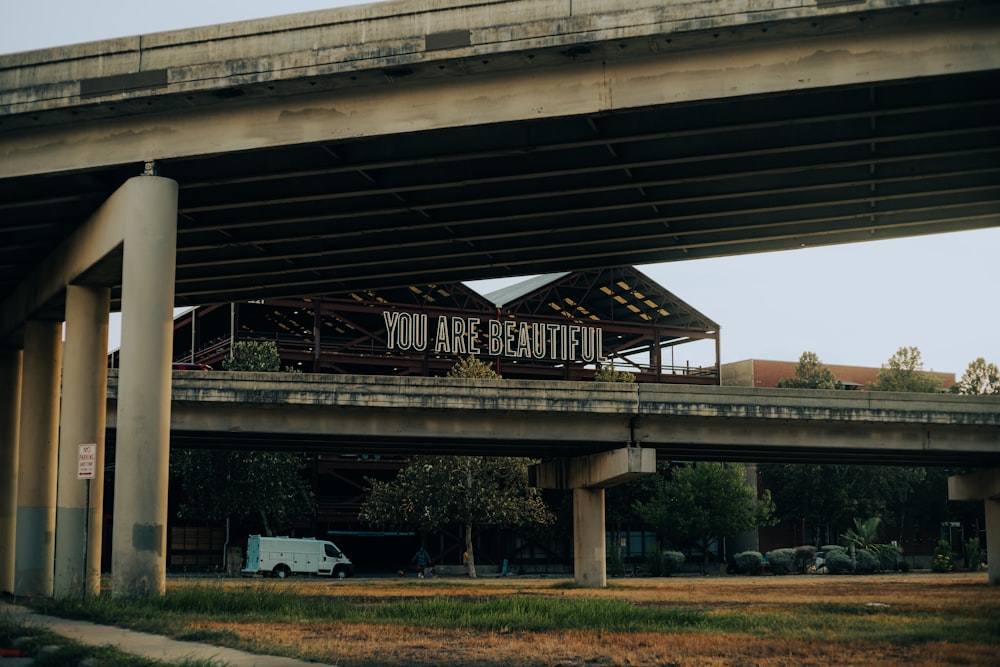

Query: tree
(868, 346), (943, 393)
(759, 464), (926, 546)
(594, 362), (635, 383)
(776, 351), (841, 389)
(172, 450), (315, 536)
(359, 356), (553, 577)
(222, 340), (301, 374)
(171, 340), (315, 537)
(951, 357), (1000, 395)
(634, 462), (775, 572)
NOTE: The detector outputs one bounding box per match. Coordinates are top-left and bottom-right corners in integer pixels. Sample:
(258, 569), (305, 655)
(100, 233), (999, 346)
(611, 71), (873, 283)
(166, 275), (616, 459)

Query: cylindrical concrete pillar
(111, 176), (178, 597)
(55, 285), (110, 598)
(15, 320), (63, 596)
(0, 348), (23, 594)
(985, 498), (999, 587)
(573, 486), (607, 587)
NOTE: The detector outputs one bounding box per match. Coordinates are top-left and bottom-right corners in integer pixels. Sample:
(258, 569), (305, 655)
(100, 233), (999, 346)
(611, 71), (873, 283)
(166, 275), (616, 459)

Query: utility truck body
(241, 535), (354, 578)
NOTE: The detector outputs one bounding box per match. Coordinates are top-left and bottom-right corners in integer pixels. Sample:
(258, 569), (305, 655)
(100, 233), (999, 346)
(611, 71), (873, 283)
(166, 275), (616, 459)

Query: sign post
(77, 444), (96, 596)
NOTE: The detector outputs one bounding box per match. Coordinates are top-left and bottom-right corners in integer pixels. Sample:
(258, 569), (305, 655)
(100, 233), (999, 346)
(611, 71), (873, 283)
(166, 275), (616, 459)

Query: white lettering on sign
(77, 443), (97, 480)
(382, 311), (604, 364)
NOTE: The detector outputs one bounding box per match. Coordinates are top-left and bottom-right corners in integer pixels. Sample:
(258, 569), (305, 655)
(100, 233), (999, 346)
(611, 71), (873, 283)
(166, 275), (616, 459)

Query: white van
(241, 535), (354, 579)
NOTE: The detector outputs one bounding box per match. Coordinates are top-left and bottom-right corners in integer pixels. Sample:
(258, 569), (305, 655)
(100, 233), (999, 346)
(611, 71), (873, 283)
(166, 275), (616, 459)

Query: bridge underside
(2, 0), (999, 596)
(3, 1), (1000, 344)
(5, 69), (999, 328)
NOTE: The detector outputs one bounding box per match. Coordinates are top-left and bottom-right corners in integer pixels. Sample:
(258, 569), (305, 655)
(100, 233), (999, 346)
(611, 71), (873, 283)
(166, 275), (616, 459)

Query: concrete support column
(0, 348), (22, 594)
(985, 498), (1000, 587)
(111, 176), (178, 597)
(948, 468), (1000, 586)
(573, 487), (607, 588)
(15, 320), (62, 596)
(55, 285), (110, 598)
(532, 447), (655, 587)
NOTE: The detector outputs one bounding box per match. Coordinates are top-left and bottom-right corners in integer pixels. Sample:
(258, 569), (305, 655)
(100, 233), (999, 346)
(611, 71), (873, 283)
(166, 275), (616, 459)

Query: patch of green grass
(26, 582), (1000, 653)
(369, 596), (706, 632)
(708, 605), (999, 644)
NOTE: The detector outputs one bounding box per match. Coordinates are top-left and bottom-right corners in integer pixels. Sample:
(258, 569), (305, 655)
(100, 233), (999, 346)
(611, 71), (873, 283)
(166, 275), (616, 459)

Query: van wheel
(334, 568), (347, 579)
(273, 565), (291, 579)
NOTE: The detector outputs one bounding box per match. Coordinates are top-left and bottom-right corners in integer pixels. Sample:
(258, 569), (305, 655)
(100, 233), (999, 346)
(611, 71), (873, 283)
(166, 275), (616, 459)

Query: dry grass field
(164, 571), (998, 667)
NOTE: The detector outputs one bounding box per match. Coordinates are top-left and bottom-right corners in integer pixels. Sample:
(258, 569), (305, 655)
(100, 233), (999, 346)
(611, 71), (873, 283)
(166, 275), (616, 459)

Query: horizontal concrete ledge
(531, 447), (657, 489)
(637, 384), (1000, 426)
(114, 371), (1000, 426)
(3, 0), (996, 117)
(949, 467), (1000, 501)
(149, 370), (640, 414)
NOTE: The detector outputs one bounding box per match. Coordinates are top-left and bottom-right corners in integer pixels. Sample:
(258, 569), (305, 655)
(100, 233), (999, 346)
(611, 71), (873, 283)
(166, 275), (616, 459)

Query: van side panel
(241, 536), (353, 577)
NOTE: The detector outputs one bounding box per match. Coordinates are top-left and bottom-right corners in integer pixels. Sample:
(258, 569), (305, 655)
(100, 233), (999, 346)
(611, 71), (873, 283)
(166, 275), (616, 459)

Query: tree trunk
(465, 521), (477, 578)
(260, 509), (273, 537)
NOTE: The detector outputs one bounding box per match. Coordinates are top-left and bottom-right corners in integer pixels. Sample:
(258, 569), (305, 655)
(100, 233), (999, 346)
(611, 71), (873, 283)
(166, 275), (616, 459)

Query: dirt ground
(175, 571), (999, 667)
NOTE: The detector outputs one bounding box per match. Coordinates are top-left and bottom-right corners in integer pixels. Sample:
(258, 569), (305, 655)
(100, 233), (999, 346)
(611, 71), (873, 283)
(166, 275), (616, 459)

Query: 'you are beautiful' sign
(382, 311), (605, 363)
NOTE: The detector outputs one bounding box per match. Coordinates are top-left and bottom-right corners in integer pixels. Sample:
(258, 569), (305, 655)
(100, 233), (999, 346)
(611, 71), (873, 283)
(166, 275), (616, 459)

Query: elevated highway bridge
(1, 0), (999, 596)
(118, 371), (1000, 469)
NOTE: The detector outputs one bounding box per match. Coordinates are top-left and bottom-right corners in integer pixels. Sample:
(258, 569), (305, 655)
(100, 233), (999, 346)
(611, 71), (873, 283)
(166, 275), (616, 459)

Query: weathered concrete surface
(949, 468), (1000, 585)
(105, 371), (1000, 465)
(532, 447), (657, 489)
(2, 0), (998, 178)
(949, 468), (1000, 501)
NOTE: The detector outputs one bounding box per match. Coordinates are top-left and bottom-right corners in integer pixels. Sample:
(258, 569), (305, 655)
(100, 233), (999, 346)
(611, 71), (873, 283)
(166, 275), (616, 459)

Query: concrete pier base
(0, 348), (22, 594)
(110, 176), (178, 597)
(14, 320), (62, 596)
(54, 285), (110, 598)
(949, 468), (1000, 586)
(532, 447), (656, 587)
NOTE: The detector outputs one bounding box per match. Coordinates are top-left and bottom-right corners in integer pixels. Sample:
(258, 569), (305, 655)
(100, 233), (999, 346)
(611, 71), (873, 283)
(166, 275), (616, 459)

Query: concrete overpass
(121, 371), (1000, 468)
(1, 0), (999, 597)
(104, 370), (998, 586)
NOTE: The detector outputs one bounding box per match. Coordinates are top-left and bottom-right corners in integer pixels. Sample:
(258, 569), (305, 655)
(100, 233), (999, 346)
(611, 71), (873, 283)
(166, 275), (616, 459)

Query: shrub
(855, 548), (879, 574)
(932, 540), (955, 573)
(965, 538), (985, 571)
(765, 548), (795, 575)
(661, 551), (685, 576)
(870, 543), (901, 571)
(822, 544), (846, 555)
(793, 545), (816, 573)
(825, 550), (854, 574)
(644, 547), (662, 577)
(734, 551), (763, 575)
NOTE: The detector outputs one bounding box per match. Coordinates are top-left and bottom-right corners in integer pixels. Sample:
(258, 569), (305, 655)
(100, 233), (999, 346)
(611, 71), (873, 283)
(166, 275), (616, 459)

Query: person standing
(412, 545), (431, 578)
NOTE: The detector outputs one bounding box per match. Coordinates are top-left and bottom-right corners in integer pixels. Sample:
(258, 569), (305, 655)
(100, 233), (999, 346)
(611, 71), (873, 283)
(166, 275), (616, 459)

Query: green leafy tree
(950, 357), (1000, 395)
(172, 450), (315, 536)
(868, 346), (943, 393)
(359, 356), (553, 577)
(776, 351), (842, 389)
(760, 464), (926, 546)
(359, 455), (552, 577)
(223, 340), (301, 373)
(634, 462), (775, 572)
(171, 340), (315, 536)
(594, 362), (635, 383)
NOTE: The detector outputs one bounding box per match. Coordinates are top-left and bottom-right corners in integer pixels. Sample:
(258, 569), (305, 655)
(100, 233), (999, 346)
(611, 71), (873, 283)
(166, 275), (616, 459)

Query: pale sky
(3, 1), (998, 376)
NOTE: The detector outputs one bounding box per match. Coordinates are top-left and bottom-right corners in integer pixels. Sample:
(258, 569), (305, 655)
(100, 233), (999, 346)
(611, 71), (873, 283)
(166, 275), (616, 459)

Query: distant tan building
(722, 359), (954, 390)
